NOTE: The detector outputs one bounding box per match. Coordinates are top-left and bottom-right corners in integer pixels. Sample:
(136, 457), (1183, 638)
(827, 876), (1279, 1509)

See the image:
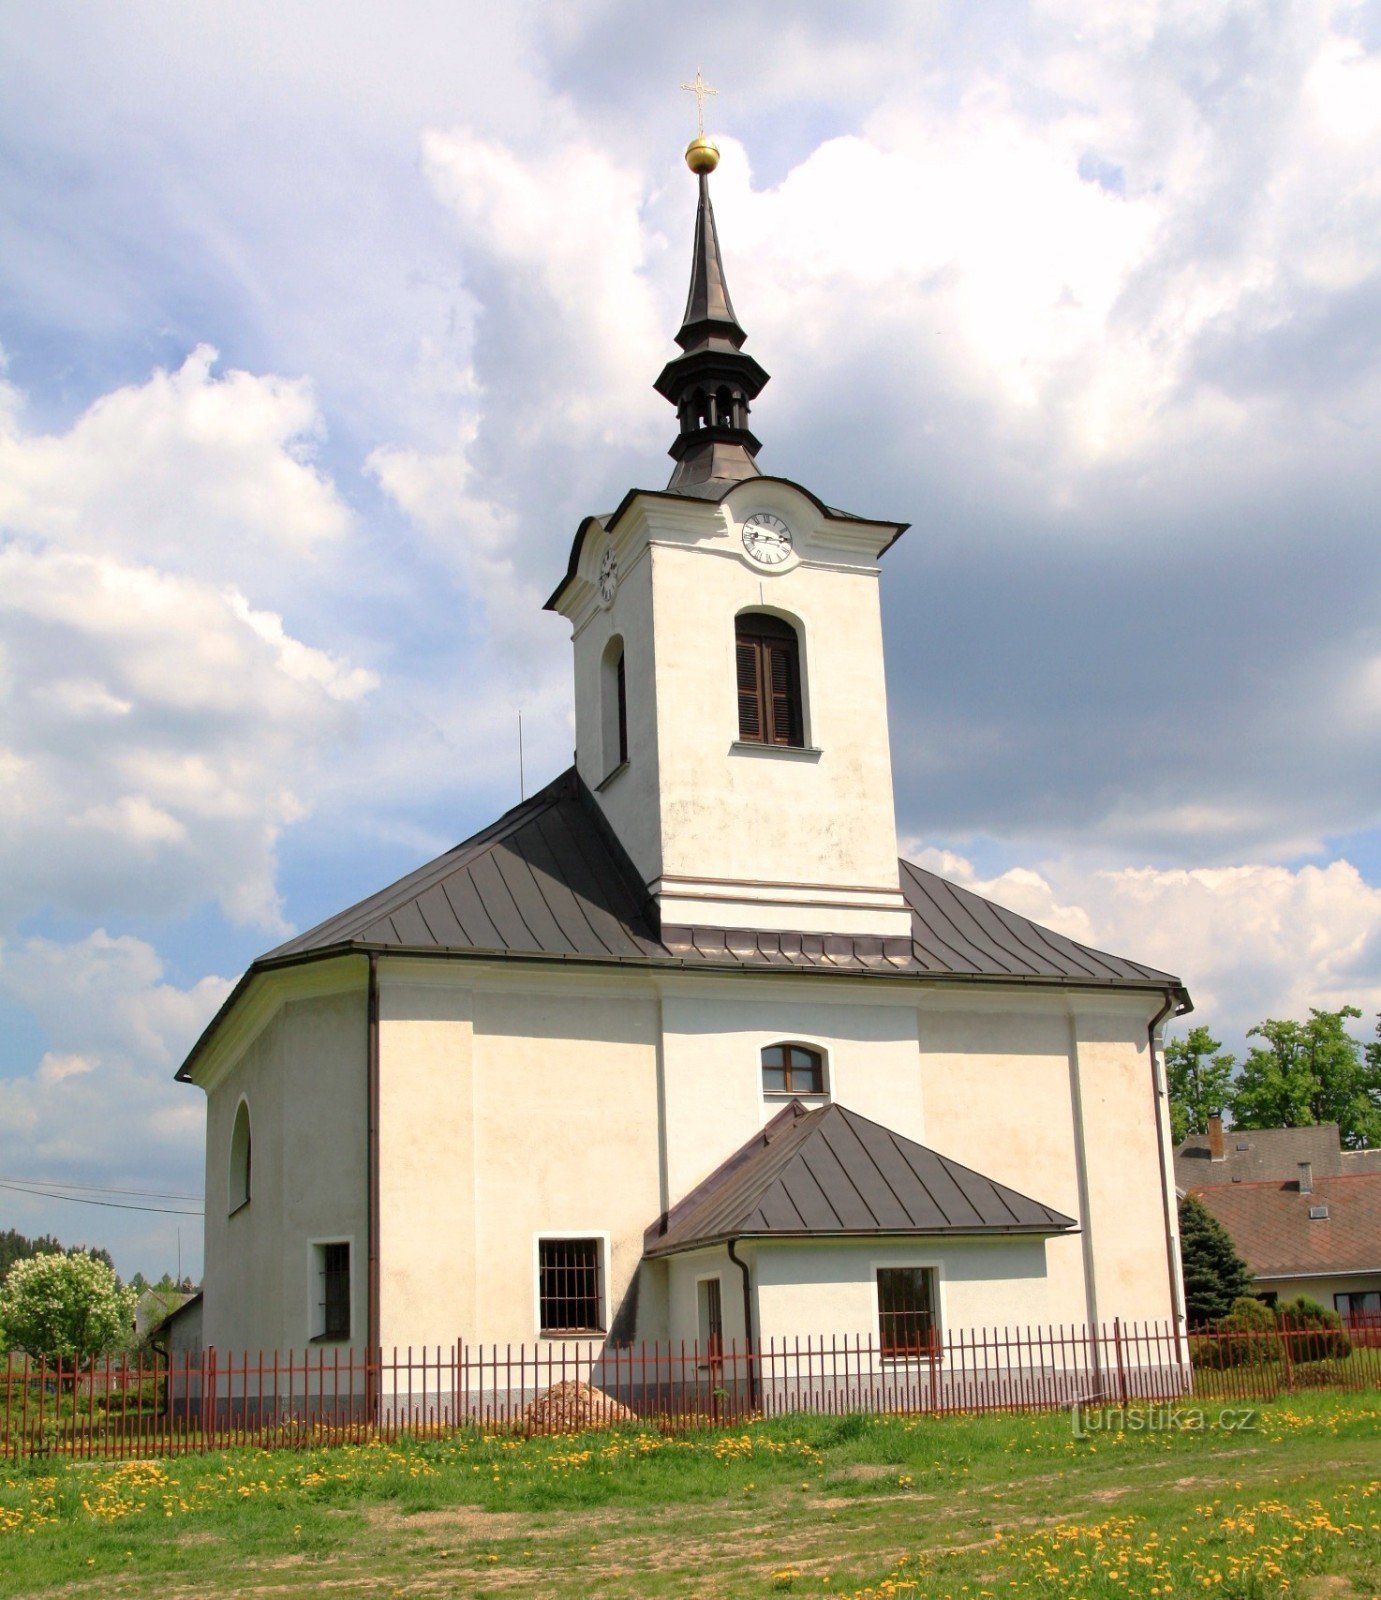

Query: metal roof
(644, 1100), (1078, 1256)
(178, 769), (1186, 1081)
(261, 767), (1183, 990)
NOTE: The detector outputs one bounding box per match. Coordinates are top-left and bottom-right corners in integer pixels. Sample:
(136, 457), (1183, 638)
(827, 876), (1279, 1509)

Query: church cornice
(544, 477), (908, 614)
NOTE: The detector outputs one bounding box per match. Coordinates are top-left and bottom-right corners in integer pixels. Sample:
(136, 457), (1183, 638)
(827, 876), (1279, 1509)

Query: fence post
(1114, 1317), (1128, 1404)
(202, 1347), (217, 1452)
(1279, 1314), (1294, 1393)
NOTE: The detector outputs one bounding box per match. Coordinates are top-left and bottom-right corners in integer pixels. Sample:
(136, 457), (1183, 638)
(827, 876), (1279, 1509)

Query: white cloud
(0, 355), (379, 932)
(0, 931), (225, 1277)
(0, 347), (349, 585)
(910, 844), (1381, 1044)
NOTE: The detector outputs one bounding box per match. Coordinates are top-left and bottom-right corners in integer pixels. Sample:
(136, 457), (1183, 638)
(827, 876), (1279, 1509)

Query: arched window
(600, 635), (628, 777)
(229, 1098), (251, 1213)
(761, 1043), (825, 1096)
(736, 613), (803, 747)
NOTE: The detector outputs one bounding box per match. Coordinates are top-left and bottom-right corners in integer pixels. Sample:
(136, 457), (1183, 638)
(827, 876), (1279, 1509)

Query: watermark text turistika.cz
(1072, 1402), (1259, 1439)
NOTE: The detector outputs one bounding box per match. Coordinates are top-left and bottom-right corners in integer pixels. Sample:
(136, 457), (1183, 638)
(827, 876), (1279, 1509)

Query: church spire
(654, 115), (770, 492)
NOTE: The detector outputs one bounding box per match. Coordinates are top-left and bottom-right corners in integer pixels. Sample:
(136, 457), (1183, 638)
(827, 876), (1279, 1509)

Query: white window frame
(759, 1038), (832, 1103)
(871, 1255), (946, 1365)
(306, 1235), (356, 1344)
(532, 1230), (611, 1341)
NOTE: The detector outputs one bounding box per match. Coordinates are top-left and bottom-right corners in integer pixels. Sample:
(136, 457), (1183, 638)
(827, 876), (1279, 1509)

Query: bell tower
(546, 112), (911, 944)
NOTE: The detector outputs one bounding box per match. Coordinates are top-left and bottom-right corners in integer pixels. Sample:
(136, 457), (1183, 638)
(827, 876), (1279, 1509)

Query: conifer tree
(1178, 1194), (1253, 1327)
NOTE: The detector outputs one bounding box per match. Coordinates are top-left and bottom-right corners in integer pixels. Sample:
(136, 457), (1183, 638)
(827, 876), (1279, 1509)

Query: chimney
(1298, 1160), (1313, 1195)
(1208, 1115), (1225, 1162)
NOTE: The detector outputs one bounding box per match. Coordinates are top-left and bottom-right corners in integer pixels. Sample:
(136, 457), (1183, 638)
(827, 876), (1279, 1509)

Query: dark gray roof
(261, 767), (1183, 988)
(178, 769), (1186, 1081)
(1175, 1122), (1381, 1189)
(644, 1100), (1078, 1256)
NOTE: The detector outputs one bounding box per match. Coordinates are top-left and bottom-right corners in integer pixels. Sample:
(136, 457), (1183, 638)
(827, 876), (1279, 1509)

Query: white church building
(178, 133), (1191, 1369)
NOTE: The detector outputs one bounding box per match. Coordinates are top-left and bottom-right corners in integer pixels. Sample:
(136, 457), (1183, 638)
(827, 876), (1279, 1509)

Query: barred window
(761, 1043), (825, 1096)
(538, 1238), (604, 1336)
(735, 613), (803, 747)
(877, 1266), (937, 1359)
(315, 1242), (350, 1341)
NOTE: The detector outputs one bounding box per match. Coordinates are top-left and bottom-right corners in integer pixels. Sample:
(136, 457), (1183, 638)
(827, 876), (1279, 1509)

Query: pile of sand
(523, 1379), (637, 1432)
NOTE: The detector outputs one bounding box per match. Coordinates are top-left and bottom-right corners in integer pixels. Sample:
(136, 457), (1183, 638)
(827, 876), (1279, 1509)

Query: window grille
(761, 1043), (824, 1095)
(877, 1266), (937, 1358)
(735, 614), (803, 747)
(321, 1243), (350, 1340)
(539, 1238), (603, 1335)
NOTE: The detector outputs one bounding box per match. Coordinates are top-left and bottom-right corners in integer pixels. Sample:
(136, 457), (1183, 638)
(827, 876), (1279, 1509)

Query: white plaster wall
(426, 969), (665, 1348)
(650, 535), (900, 896)
(1073, 1005), (1180, 1325)
(573, 541), (662, 882)
(917, 990), (1176, 1333)
(667, 1246), (749, 1348)
(377, 973), (475, 1354)
(658, 977), (924, 1209)
(201, 984), (367, 1355)
(751, 1237), (1053, 1346)
(1257, 1274), (1381, 1310)
(564, 485), (906, 932)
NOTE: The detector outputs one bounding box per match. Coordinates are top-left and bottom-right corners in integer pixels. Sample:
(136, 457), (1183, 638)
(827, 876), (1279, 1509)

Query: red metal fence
(3, 1313), (1378, 1460)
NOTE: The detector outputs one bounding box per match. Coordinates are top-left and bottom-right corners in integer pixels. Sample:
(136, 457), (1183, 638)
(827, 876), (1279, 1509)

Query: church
(177, 126), (1191, 1369)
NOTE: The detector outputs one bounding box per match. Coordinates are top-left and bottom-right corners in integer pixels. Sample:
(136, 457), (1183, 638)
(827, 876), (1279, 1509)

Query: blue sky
(2, 0), (1379, 1280)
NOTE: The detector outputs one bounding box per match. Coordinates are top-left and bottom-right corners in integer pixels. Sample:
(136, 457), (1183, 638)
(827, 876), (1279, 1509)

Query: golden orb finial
(685, 134), (720, 174)
(680, 68), (720, 174)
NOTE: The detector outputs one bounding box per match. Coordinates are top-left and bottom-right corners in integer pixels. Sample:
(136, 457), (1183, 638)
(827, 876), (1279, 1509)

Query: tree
(1178, 1194), (1253, 1327)
(0, 1230), (115, 1287)
(0, 1251), (135, 1367)
(1164, 1026), (1236, 1143)
(1230, 1005), (1381, 1148)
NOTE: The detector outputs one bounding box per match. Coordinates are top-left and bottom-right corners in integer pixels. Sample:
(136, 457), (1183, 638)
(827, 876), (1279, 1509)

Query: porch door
(698, 1277), (723, 1360)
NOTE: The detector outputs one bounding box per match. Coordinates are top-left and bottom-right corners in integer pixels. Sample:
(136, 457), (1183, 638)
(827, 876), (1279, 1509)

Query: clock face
(741, 511), (793, 566)
(597, 546), (618, 606)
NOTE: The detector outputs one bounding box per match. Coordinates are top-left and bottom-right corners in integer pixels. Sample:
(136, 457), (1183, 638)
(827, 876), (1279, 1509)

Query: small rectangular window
(1335, 1291), (1380, 1316)
(314, 1242), (350, 1341)
(538, 1238), (603, 1336)
(877, 1266), (937, 1359)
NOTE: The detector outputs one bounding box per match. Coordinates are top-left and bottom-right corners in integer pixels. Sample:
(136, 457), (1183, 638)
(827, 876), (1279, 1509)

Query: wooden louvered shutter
(765, 640), (800, 746)
(736, 637), (764, 741)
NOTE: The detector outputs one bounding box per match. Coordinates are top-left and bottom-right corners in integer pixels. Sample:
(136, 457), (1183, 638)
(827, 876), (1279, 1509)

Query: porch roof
(643, 1100), (1078, 1258)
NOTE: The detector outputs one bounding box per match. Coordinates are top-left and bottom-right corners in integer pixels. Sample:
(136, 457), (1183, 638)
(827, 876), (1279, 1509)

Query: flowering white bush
(0, 1252), (135, 1366)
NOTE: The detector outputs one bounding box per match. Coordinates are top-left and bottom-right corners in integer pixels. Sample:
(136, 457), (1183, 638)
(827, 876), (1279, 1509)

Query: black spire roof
(654, 169), (769, 492)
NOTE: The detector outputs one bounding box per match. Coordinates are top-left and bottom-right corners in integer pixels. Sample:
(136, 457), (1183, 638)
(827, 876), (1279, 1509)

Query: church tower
(546, 128), (912, 943)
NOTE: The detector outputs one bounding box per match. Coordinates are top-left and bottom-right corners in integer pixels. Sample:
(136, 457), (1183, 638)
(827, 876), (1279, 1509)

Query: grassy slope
(1, 1390), (1377, 1598)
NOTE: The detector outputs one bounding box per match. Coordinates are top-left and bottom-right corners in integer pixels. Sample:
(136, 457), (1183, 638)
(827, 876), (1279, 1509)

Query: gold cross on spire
(680, 68), (718, 136)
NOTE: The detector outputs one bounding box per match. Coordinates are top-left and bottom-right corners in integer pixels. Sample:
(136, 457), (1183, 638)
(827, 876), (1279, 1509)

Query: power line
(0, 1175), (202, 1202)
(0, 1181), (202, 1217)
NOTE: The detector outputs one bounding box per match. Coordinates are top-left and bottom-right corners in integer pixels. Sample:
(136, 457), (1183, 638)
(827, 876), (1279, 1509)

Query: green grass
(1, 1389), (1378, 1597)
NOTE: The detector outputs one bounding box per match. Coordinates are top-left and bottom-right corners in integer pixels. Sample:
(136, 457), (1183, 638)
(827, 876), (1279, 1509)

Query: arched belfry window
(600, 635), (628, 778)
(736, 613), (803, 747)
(229, 1098), (251, 1213)
(762, 1043), (826, 1096)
